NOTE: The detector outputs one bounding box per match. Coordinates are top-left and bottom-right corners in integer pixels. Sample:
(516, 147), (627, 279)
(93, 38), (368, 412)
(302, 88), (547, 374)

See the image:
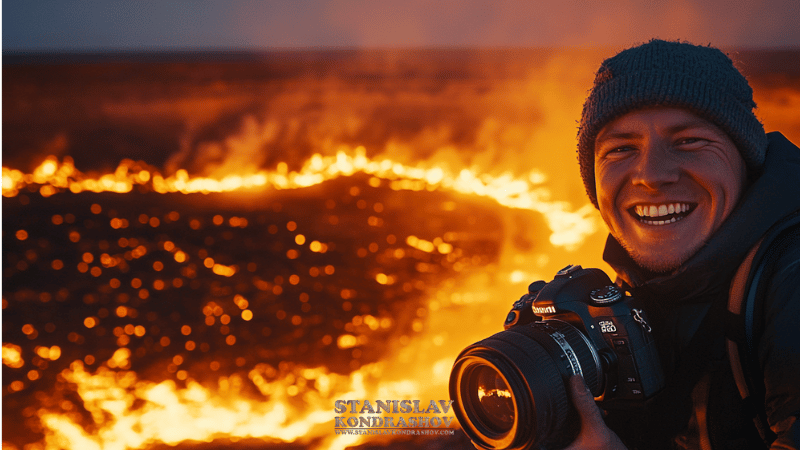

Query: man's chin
(631, 255), (682, 274)
(621, 243), (694, 275)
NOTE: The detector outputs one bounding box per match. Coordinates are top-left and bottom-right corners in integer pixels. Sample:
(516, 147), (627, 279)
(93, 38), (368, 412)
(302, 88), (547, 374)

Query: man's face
(594, 107), (747, 273)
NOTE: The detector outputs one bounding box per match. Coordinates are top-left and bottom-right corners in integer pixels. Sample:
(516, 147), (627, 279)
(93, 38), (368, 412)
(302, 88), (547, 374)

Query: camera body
(449, 265), (665, 450)
(504, 264), (663, 408)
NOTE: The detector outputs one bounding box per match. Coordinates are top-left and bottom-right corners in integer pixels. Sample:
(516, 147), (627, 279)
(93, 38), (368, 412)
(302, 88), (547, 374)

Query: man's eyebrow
(596, 118), (723, 144)
(595, 131), (641, 144)
(664, 119), (720, 135)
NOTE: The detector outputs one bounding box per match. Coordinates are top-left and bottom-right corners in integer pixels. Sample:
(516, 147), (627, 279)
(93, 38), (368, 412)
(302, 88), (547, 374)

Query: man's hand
(562, 375), (628, 450)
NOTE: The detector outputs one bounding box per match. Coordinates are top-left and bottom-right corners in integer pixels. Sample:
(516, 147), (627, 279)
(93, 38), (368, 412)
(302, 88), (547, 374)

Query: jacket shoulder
(758, 216), (800, 448)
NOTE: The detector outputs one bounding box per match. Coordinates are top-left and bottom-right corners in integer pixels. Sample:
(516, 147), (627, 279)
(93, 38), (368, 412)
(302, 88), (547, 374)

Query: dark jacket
(600, 132), (800, 450)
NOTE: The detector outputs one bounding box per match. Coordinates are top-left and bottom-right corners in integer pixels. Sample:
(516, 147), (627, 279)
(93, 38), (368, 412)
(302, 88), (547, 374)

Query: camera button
(555, 264), (581, 277)
(622, 383), (644, 398)
(528, 280), (546, 294)
(590, 285), (623, 305)
(612, 338), (631, 355)
(505, 311), (518, 325)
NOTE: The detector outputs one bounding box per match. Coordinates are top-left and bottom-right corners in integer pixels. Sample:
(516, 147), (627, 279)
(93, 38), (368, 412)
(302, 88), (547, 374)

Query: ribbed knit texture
(577, 40), (769, 208)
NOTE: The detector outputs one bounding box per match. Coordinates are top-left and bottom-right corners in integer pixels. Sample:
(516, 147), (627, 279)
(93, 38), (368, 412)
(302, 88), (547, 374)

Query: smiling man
(563, 40), (800, 450)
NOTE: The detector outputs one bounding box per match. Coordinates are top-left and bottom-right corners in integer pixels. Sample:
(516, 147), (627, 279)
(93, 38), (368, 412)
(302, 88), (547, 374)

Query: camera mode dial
(589, 285), (623, 305)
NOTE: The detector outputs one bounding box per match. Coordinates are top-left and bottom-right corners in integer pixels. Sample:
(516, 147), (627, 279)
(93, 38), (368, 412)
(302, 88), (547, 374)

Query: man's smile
(627, 202), (697, 226)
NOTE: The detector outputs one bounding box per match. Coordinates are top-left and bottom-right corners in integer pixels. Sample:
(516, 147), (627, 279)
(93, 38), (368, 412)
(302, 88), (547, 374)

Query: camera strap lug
(632, 309), (652, 333)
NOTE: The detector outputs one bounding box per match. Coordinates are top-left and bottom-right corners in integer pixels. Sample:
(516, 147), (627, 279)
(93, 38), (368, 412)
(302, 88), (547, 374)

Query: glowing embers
(406, 235), (454, 254)
(3, 344), (25, 368)
(2, 146), (597, 249)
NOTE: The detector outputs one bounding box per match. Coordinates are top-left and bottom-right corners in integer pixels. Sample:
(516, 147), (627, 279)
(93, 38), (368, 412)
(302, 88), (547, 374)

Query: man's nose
(630, 142), (680, 190)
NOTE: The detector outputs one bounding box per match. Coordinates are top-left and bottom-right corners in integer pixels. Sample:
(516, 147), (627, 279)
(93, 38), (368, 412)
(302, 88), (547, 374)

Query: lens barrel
(450, 320), (601, 450)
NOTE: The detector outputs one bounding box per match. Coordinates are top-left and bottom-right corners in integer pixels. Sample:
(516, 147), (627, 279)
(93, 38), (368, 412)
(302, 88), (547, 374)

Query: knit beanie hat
(577, 39), (768, 208)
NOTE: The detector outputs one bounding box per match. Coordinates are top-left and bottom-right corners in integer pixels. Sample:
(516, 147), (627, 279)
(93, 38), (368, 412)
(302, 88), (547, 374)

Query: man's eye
(606, 146), (633, 155)
(596, 144), (635, 160)
(676, 138), (707, 148)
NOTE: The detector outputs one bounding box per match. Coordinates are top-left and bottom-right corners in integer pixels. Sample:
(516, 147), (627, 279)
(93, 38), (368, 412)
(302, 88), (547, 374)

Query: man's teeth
(633, 203), (691, 225)
(634, 203), (690, 218)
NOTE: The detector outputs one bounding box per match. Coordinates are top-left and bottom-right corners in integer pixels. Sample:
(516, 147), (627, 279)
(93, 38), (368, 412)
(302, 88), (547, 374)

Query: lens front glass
(469, 364), (515, 434)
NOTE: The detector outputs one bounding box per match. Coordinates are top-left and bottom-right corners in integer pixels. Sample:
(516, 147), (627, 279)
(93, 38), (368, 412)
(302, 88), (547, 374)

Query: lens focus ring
(536, 320), (602, 395)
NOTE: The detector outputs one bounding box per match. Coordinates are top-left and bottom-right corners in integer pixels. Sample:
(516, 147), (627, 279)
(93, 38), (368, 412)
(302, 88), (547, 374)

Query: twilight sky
(3, 0), (800, 51)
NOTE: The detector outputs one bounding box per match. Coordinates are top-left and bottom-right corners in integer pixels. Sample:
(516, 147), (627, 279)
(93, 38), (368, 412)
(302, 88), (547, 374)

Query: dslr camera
(449, 265), (665, 449)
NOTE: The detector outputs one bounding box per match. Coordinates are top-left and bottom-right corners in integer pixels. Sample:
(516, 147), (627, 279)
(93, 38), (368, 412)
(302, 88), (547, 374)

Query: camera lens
(450, 320), (601, 450)
(470, 364), (515, 433)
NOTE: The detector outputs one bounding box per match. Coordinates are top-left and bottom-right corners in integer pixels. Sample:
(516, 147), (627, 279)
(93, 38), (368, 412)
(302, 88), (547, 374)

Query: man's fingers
(568, 375), (604, 425)
(564, 375), (628, 450)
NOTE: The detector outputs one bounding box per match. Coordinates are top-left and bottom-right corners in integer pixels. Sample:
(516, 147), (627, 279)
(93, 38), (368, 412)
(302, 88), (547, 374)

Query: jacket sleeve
(760, 236), (800, 450)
